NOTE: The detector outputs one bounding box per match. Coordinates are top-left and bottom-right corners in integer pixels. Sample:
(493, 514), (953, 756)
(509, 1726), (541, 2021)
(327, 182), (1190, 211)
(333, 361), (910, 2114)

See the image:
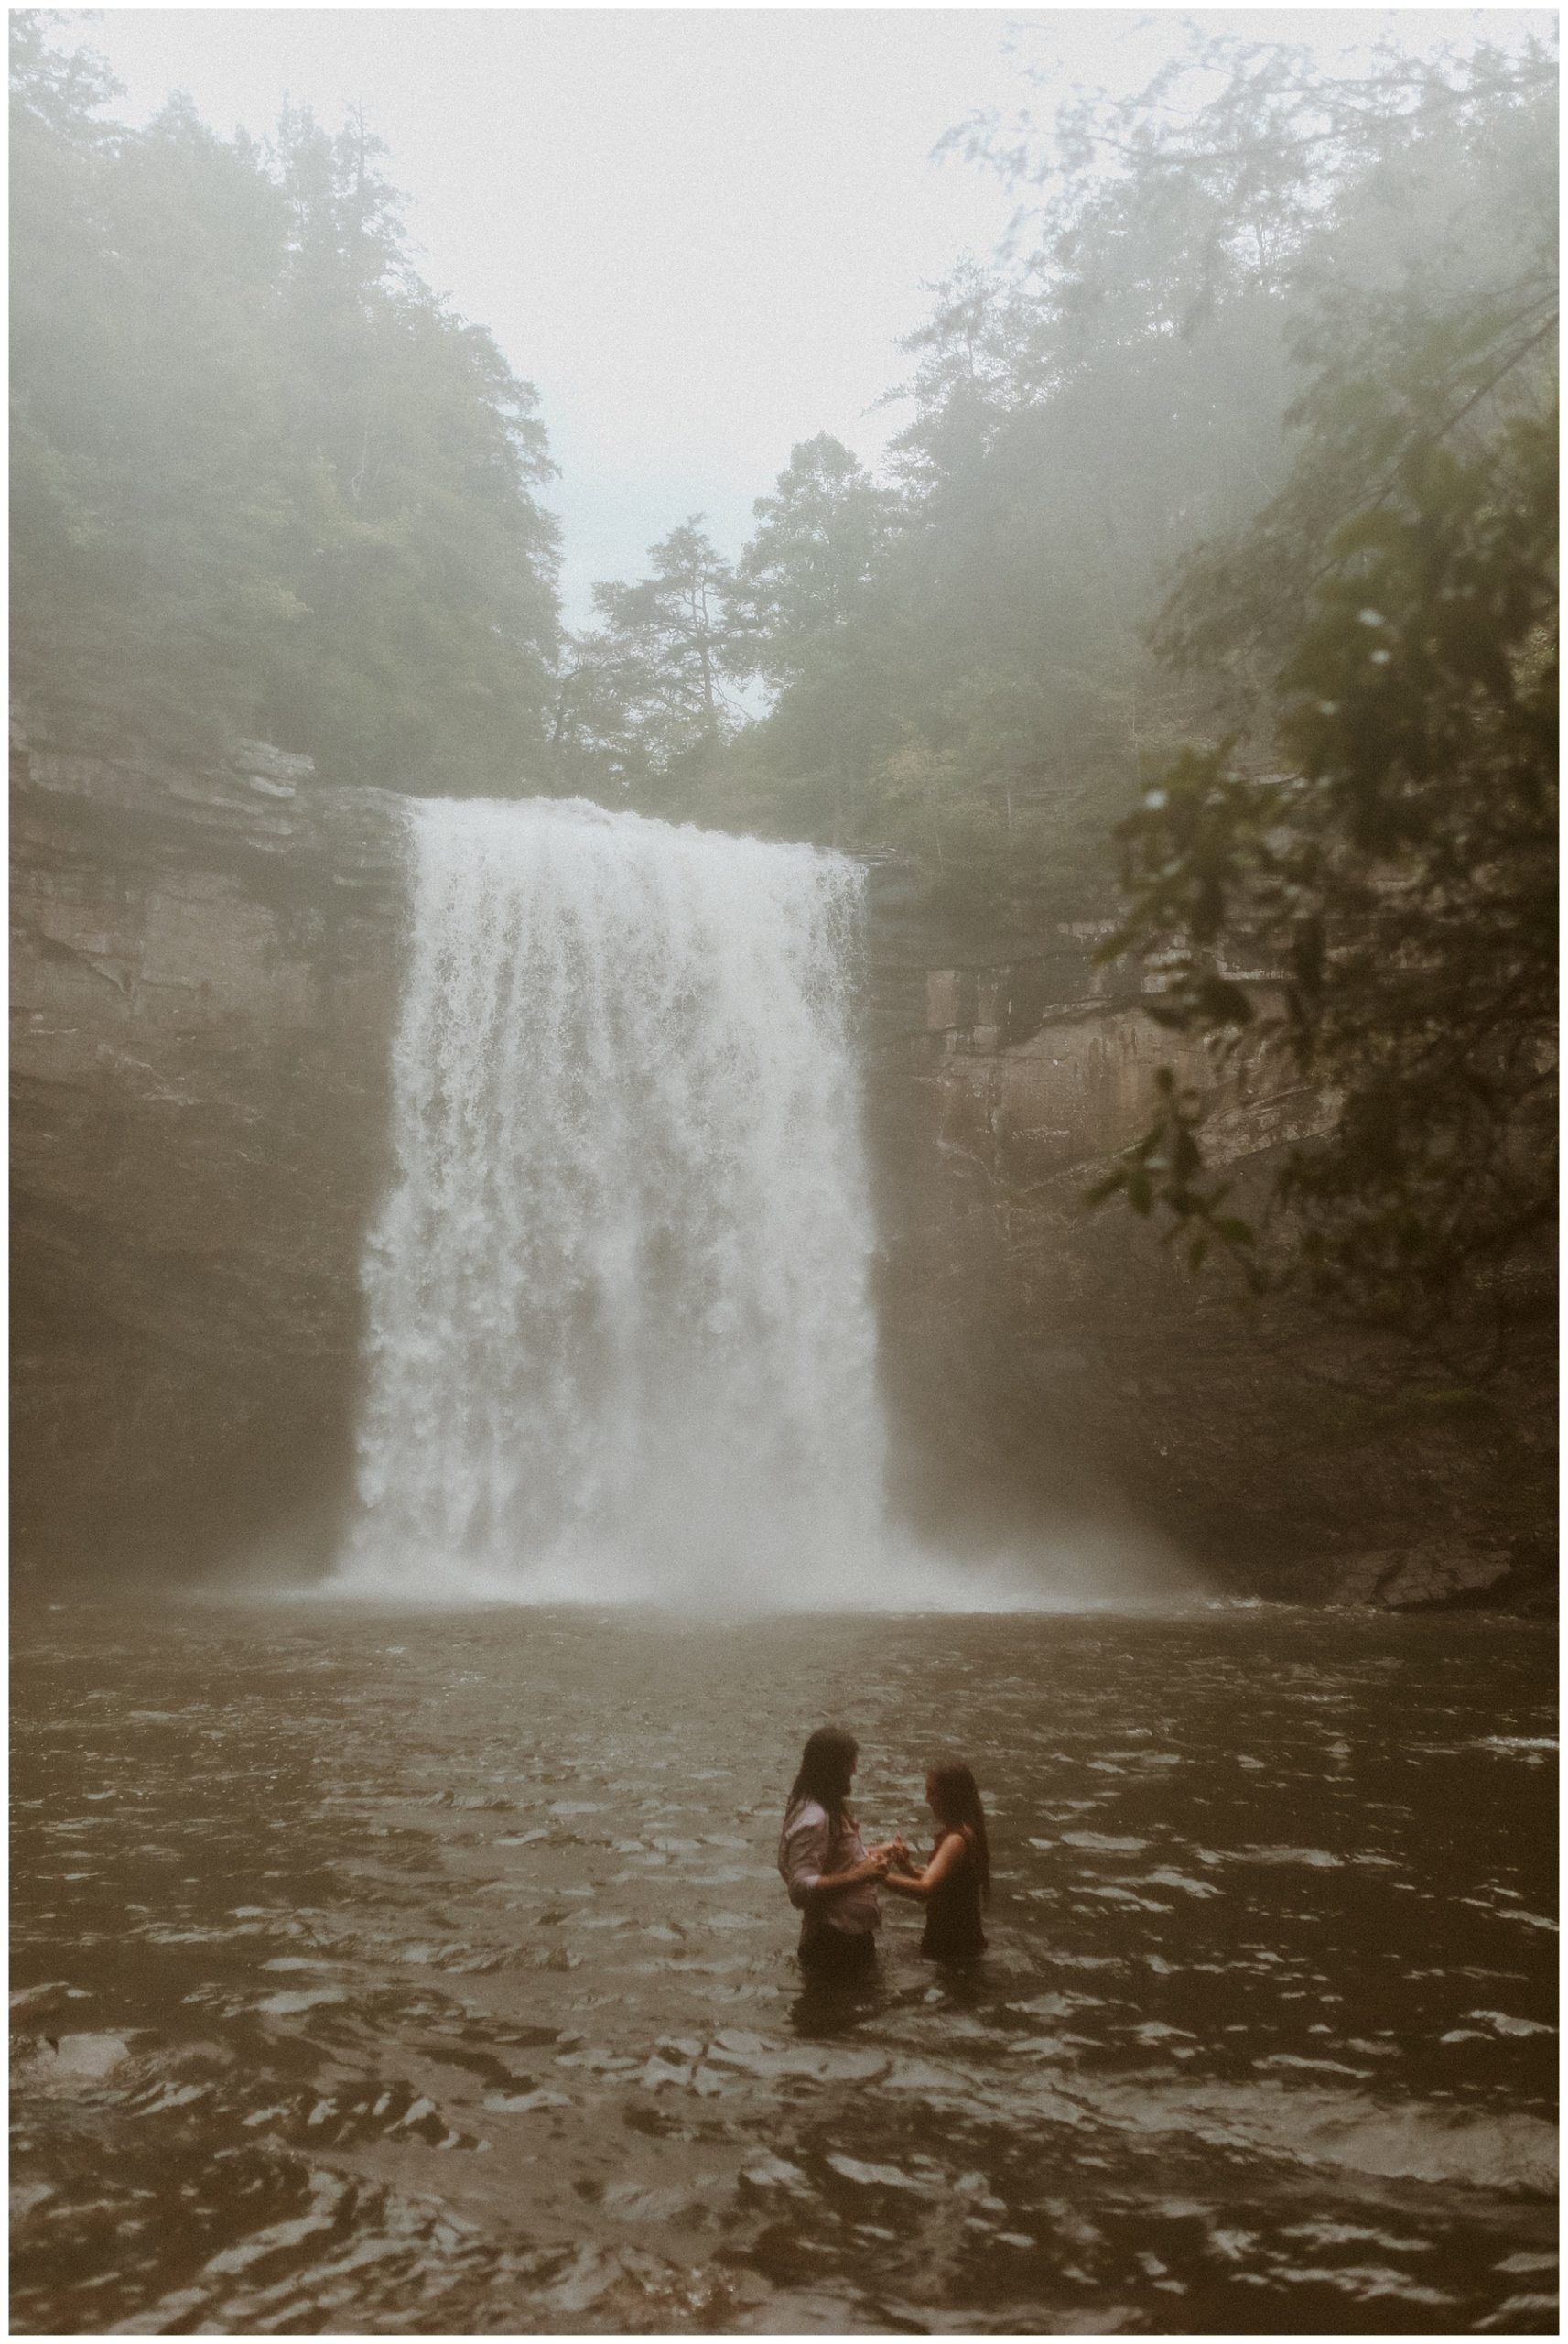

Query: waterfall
(335, 795), (891, 1604)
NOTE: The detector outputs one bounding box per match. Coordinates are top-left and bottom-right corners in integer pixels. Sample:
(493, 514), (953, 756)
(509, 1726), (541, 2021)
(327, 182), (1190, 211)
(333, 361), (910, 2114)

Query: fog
(40, 6), (1538, 619)
(11, 11), (1558, 2328)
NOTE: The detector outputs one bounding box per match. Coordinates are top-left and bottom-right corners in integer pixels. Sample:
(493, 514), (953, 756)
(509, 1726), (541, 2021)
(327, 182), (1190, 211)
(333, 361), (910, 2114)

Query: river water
(11, 1598), (1557, 2335)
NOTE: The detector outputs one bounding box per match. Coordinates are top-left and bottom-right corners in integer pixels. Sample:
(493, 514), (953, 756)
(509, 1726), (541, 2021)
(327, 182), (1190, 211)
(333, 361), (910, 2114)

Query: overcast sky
(52, 6), (1544, 622)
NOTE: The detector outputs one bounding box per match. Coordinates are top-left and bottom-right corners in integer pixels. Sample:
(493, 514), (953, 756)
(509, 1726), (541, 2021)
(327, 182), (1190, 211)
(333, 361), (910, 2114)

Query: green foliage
(719, 438), (903, 850)
(548, 440), (900, 842)
(586, 25), (1556, 931)
(1076, 29), (1556, 1357)
(728, 434), (898, 690)
(10, 15), (559, 787)
(1098, 402), (1557, 1360)
(548, 518), (743, 809)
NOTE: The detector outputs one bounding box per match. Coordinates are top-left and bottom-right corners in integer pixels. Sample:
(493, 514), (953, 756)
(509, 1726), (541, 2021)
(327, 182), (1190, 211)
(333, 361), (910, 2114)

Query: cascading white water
(335, 795), (892, 1604)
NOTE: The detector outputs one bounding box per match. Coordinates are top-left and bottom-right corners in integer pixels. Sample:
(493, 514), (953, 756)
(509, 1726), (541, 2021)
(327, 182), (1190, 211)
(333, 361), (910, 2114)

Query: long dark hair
(928, 1756), (991, 1903)
(784, 1725), (859, 1850)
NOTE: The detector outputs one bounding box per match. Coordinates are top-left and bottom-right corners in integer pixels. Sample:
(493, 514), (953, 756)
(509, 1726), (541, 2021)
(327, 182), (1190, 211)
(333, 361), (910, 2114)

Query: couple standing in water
(778, 1725), (989, 1976)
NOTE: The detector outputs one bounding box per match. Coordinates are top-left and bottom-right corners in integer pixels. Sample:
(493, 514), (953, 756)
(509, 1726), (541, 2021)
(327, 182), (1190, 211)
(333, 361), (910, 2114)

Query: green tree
(1096, 398), (1556, 1364)
(546, 625), (656, 803)
(258, 103), (561, 787)
(1069, 28), (1557, 1362)
(10, 16), (561, 790)
(722, 24), (1556, 928)
(729, 434), (897, 689)
(554, 518), (743, 808)
(709, 437), (902, 844)
(12, 26), (297, 752)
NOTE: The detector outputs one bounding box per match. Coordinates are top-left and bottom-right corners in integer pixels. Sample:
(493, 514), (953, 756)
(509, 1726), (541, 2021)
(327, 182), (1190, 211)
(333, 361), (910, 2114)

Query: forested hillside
(15, 18), (1552, 897)
(11, 15), (560, 789)
(563, 28), (1556, 928)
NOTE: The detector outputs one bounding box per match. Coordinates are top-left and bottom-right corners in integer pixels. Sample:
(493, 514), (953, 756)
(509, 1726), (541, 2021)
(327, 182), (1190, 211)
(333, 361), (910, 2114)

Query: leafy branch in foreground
(1095, 403), (1557, 1365)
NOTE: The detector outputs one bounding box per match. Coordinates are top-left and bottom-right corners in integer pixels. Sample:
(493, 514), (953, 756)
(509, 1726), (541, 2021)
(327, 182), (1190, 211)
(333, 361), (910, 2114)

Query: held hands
(860, 1837), (914, 1882)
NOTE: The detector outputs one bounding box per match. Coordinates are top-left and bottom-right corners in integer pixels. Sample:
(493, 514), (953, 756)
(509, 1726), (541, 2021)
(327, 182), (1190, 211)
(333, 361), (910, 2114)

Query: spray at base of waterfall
(316, 1519), (1194, 1615)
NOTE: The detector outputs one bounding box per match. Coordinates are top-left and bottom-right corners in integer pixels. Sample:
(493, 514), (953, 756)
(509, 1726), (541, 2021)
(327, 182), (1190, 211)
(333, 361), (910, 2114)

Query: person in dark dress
(883, 1756), (990, 1960)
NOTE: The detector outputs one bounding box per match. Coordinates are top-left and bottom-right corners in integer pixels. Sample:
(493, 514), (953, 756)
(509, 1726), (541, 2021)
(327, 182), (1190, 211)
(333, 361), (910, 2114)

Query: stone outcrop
(11, 727), (406, 1579)
(10, 733), (1554, 1608)
(863, 892), (1555, 1612)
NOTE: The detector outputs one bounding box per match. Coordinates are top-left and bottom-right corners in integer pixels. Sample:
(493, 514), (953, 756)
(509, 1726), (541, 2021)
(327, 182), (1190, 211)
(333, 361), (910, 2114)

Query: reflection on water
(10, 1602), (1557, 2334)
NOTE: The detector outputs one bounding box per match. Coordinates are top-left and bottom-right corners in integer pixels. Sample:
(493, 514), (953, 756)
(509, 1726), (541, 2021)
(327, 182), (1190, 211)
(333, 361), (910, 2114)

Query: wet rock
(229, 740), (314, 797)
(865, 923), (1555, 1608)
(11, 721), (406, 1580)
(1329, 1547), (1515, 1612)
(1325, 1538), (1561, 1615)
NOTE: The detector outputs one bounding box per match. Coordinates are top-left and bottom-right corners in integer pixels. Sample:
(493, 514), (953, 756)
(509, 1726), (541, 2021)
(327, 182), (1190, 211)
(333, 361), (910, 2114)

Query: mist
(10, 8), (1557, 2335)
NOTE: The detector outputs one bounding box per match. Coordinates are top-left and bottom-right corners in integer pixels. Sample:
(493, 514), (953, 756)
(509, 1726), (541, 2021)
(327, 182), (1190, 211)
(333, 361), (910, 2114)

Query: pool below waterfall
(11, 1600), (1557, 2335)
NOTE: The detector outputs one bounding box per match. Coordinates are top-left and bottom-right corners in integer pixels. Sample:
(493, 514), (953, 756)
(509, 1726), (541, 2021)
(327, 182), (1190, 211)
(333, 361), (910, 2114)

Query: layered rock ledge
(862, 875), (1554, 1615)
(12, 730), (406, 1577)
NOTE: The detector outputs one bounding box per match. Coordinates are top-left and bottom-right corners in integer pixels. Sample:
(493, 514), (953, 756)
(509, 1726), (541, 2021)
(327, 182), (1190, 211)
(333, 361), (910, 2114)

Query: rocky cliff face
(11, 734), (1552, 1607)
(11, 729), (406, 1579)
(863, 891), (1555, 1612)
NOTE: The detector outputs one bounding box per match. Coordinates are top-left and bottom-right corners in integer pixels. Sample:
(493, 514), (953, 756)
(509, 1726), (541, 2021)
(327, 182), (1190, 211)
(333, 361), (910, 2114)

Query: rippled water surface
(11, 1601), (1558, 2334)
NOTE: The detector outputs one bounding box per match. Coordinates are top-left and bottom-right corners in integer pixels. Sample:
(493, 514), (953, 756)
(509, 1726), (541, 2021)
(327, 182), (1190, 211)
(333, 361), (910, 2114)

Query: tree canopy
(11, 13), (560, 787)
(557, 26), (1554, 946)
(1070, 31), (1557, 1359)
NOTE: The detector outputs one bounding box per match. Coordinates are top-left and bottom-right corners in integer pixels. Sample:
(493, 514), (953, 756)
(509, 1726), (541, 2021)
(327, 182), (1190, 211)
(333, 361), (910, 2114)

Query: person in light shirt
(777, 1725), (893, 1978)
